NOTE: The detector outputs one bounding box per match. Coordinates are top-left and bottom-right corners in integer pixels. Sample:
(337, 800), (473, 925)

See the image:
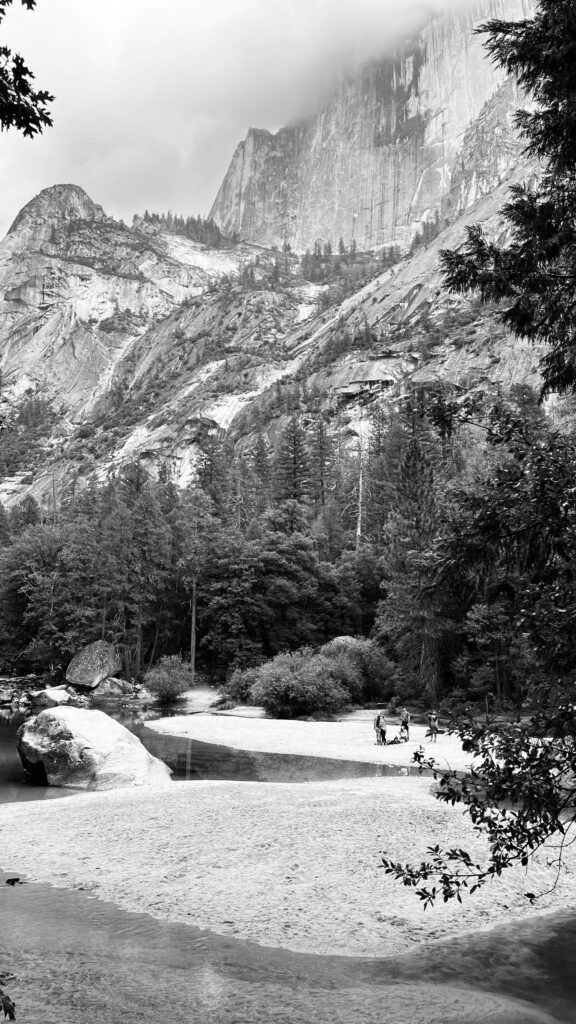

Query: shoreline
(1, 711), (575, 959)
(147, 713), (475, 771)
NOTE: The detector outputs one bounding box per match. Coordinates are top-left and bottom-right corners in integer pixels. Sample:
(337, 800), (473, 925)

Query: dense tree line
(2, 384), (576, 713)
(135, 210), (232, 249)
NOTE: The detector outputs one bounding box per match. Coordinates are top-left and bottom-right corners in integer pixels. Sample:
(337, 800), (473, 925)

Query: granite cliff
(0, 0), (546, 512)
(0, 184), (245, 417)
(210, 0), (533, 251)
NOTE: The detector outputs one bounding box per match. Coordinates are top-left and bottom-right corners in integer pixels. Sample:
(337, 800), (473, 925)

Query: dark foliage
(0, 1), (53, 136)
(135, 210), (233, 249)
(440, 1), (576, 397)
(382, 707), (576, 907)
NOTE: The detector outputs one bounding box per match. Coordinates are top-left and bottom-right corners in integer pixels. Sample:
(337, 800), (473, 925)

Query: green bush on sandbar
(144, 655), (191, 704)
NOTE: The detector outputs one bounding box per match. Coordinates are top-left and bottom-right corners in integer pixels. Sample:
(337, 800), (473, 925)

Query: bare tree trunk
(148, 621), (160, 666)
(356, 458), (364, 551)
(190, 578), (197, 687)
(135, 606), (143, 676)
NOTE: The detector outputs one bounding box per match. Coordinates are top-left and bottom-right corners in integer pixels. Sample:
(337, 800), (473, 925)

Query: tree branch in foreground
(381, 708), (576, 908)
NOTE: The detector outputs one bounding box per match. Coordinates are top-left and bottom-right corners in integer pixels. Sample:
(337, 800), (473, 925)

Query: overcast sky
(0, 0), (473, 235)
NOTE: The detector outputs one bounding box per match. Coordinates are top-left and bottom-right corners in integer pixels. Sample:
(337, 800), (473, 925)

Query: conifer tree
(441, 1), (576, 396)
(307, 415), (334, 511)
(272, 416), (311, 507)
(375, 436), (442, 702)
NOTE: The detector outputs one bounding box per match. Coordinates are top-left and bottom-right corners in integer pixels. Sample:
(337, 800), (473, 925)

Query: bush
(250, 649), (348, 718)
(222, 664), (261, 706)
(144, 655), (192, 704)
(320, 636), (396, 702)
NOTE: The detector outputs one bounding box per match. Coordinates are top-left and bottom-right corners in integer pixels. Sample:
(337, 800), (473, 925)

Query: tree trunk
(148, 621), (160, 666)
(190, 578), (197, 687)
(356, 459), (364, 551)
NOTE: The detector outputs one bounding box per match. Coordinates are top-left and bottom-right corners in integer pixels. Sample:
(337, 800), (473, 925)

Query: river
(0, 700), (574, 1023)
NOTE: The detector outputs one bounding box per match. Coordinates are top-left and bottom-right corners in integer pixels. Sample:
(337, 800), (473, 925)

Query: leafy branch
(382, 710), (576, 907)
(0, 0), (53, 136)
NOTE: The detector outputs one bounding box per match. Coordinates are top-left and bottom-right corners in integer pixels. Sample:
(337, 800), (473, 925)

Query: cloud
(0, 0), (478, 234)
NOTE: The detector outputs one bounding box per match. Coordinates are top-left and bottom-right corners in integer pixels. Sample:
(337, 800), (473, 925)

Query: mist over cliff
(0, 0), (495, 235)
(210, 0), (534, 252)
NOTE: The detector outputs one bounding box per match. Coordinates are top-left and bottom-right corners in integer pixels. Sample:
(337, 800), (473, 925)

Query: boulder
(92, 677), (133, 700)
(65, 640), (122, 689)
(30, 687), (71, 708)
(17, 707), (172, 789)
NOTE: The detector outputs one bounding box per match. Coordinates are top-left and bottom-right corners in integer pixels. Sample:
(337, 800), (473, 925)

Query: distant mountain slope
(0, 184), (248, 417)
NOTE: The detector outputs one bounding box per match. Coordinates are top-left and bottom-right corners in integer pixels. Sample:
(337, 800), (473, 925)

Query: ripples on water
(1, 707), (575, 1022)
(2, 877), (574, 1024)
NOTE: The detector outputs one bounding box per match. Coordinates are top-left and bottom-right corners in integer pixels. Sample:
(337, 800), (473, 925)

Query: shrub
(222, 664), (261, 706)
(320, 636), (396, 702)
(144, 655), (191, 704)
(250, 649), (348, 718)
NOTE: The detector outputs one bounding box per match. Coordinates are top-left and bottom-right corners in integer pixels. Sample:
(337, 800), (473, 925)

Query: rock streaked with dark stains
(17, 706), (172, 789)
(65, 640), (123, 689)
(210, 0), (535, 251)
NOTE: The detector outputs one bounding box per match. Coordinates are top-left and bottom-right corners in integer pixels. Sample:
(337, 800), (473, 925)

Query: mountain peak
(6, 184), (107, 240)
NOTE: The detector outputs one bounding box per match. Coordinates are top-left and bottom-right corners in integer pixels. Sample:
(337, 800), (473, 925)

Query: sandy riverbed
(148, 713), (474, 769)
(1, 714), (574, 958)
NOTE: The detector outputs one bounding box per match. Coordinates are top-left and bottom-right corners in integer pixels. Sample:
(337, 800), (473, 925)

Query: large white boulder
(17, 707), (172, 789)
(65, 640), (123, 689)
(30, 686), (71, 708)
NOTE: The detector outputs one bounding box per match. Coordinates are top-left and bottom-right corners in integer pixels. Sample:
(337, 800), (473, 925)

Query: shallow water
(0, 709), (419, 803)
(1, 705), (575, 1022)
(1, 871), (573, 1024)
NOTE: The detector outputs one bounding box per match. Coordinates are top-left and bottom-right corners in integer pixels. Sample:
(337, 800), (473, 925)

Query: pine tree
(441, 1), (576, 396)
(308, 415), (334, 511)
(375, 437), (442, 702)
(272, 416), (311, 509)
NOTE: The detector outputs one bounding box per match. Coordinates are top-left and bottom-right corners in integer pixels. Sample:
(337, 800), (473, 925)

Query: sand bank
(1, 768), (574, 957)
(148, 713), (473, 771)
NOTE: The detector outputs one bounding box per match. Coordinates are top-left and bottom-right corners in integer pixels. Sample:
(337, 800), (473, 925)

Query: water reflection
(0, 712), (74, 802)
(0, 710), (421, 801)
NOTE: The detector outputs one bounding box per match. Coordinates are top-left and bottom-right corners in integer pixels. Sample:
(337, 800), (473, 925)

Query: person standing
(399, 707), (411, 741)
(427, 709), (439, 743)
(374, 712), (386, 745)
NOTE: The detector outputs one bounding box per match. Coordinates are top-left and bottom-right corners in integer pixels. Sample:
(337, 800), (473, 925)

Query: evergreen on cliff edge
(440, 0), (576, 397)
(383, 0), (576, 908)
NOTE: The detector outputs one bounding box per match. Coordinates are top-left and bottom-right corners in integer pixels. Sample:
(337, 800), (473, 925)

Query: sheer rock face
(17, 707), (172, 789)
(65, 640), (123, 690)
(210, 0), (534, 251)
